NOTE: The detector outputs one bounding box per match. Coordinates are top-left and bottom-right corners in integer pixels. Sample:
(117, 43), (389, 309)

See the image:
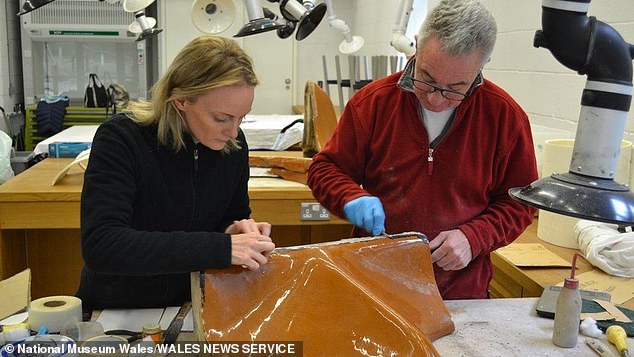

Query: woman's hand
(225, 218), (272, 236)
(230, 232), (275, 270)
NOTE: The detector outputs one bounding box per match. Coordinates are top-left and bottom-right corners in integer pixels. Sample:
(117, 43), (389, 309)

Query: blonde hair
(126, 35), (258, 151)
(418, 0), (497, 67)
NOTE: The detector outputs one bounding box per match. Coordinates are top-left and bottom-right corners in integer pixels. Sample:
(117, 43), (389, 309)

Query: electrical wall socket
(300, 202), (330, 221)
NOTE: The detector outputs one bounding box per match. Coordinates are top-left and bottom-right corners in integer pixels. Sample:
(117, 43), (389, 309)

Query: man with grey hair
(308, 0), (538, 299)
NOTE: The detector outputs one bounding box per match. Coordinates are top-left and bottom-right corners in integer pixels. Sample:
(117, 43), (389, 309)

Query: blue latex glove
(343, 196), (385, 235)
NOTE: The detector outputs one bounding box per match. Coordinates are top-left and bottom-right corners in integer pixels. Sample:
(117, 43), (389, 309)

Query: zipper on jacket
(190, 146), (198, 230)
(193, 147), (199, 172)
(418, 104), (458, 178)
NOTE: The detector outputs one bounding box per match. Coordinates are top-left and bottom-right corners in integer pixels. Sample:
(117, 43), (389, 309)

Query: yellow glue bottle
(552, 253), (582, 348)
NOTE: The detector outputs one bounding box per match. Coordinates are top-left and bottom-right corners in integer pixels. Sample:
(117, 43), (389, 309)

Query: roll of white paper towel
(538, 139), (632, 248)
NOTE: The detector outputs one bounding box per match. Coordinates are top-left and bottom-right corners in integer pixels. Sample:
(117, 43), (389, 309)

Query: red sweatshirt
(307, 71), (538, 299)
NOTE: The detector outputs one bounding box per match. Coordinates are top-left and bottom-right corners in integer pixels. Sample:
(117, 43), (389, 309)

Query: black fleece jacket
(76, 114), (251, 309)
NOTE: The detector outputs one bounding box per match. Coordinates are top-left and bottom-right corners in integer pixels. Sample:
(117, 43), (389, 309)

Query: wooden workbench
(491, 219), (634, 309)
(0, 155), (351, 298)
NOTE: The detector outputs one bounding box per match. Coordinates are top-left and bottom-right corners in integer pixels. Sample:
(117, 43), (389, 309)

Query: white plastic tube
(391, 0), (415, 56)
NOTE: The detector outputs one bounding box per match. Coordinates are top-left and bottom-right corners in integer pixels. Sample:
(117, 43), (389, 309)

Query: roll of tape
(0, 334), (77, 357)
(28, 296), (82, 333)
(80, 335), (128, 357)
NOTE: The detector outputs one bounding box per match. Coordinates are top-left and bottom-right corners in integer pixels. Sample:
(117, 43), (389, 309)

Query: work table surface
(491, 220), (634, 310)
(0, 153), (311, 203)
(435, 298), (632, 356)
(169, 298), (630, 355)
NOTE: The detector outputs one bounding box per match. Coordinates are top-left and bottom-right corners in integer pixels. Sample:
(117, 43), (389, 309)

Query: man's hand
(343, 196), (385, 235)
(429, 229), (473, 271)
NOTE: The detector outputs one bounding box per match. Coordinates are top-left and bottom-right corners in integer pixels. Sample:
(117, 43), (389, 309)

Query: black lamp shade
(234, 18), (283, 37)
(509, 172), (634, 225)
(295, 2), (326, 41)
(137, 28), (163, 41)
(18, 0), (55, 15)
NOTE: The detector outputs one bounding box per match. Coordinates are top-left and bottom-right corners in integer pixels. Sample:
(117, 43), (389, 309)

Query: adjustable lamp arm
(510, 0), (634, 224)
(324, 0), (350, 39)
(245, 0), (266, 19)
(323, 0), (363, 54)
(302, 0), (314, 10)
(390, 0), (415, 56)
(534, 0), (634, 181)
(534, 1), (634, 84)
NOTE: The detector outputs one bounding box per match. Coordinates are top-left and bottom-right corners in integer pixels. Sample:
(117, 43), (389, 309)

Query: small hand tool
(586, 338), (618, 357)
(607, 325), (630, 357)
(105, 329), (143, 343)
(162, 301), (191, 345)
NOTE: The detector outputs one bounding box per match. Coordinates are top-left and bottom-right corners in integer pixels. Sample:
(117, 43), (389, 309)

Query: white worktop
(435, 297), (632, 356)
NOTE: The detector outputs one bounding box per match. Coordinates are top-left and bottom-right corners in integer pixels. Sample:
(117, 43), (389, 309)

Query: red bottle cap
(563, 277), (579, 289)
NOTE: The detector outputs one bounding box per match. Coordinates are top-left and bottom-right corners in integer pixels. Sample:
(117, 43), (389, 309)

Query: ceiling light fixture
(123, 0), (162, 41)
(274, 0), (327, 41)
(235, 0), (283, 37)
(191, 0), (236, 34)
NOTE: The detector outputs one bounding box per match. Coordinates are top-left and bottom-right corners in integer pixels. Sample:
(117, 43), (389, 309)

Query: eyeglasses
(407, 72), (483, 101)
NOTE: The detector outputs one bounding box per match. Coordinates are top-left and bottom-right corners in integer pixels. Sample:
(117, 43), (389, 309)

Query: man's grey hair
(418, 0), (497, 67)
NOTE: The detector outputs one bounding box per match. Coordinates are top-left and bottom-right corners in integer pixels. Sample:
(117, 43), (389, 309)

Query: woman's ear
(173, 97), (186, 111)
(171, 88), (186, 110)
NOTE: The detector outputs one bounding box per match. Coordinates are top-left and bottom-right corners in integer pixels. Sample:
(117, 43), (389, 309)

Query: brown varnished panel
(194, 236), (453, 355)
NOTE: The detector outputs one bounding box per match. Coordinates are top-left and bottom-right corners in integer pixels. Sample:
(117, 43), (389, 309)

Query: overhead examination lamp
(235, 0), (283, 37)
(509, 0), (634, 225)
(18, 0), (56, 15)
(260, 7), (296, 39)
(270, 0), (327, 41)
(128, 15), (157, 35)
(191, 0), (236, 34)
(323, 0), (363, 54)
(123, 0), (162, 41)
(390, 0), (415, 57)
(122, 0), (153, 11)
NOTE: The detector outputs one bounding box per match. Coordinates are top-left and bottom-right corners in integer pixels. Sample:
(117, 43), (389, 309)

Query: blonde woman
(78, 36), (274, 309)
